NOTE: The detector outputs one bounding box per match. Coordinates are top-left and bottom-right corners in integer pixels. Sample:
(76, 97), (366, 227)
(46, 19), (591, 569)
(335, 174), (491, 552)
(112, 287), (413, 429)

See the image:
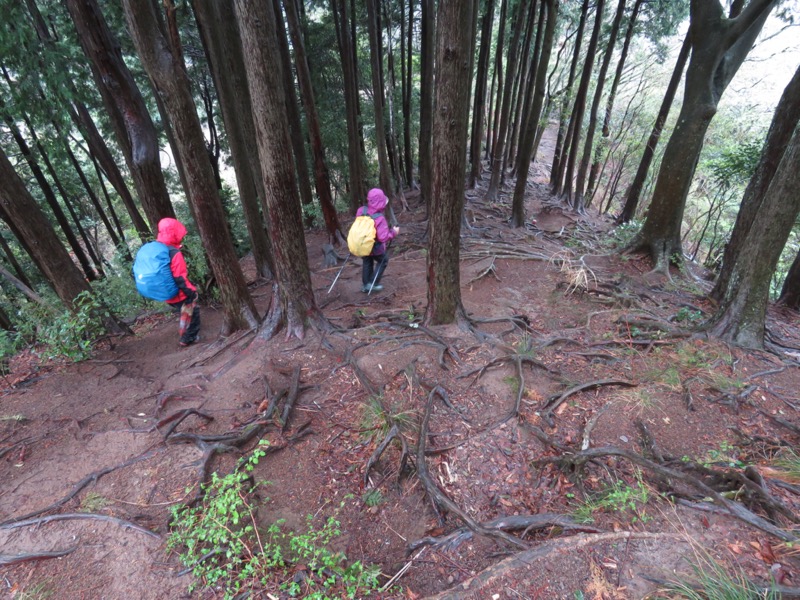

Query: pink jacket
(156, 218), (197, 304)
(357, 188), (396, 256)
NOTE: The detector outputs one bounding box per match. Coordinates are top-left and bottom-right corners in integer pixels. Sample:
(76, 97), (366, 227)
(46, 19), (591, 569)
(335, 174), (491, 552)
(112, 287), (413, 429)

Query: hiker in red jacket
(157, 218), (201, 346)
(357, 188), (399, 293)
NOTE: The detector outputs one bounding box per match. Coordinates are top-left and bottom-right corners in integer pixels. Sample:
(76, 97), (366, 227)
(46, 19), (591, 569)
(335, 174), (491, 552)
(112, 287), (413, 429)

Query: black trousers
(362, 253), (389, 287)
(171, 299), (201, 343)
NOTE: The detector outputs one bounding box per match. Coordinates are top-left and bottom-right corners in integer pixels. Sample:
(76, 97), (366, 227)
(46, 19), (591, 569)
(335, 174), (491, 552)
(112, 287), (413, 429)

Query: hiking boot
(368, 284), (383, 293)
(179, 334), (200, 347)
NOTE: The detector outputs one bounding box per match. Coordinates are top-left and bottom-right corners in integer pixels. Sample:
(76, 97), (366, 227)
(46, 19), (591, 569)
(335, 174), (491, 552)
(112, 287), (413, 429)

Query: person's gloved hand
(184, 289), (197, 302)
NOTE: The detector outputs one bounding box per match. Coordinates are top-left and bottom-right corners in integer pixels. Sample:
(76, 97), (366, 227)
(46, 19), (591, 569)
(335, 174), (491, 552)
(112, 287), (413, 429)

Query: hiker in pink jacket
(157, 218), (201, 346)
(356, 188), (399, 292)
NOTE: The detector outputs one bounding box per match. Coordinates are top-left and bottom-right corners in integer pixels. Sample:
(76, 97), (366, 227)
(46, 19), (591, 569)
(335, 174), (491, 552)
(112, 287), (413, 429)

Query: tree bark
(468, 0), (497, 188)
(550, 0), (588, 189)
(366, 0), (393, 196)
(418, 0), (435, 208)
(331, 0), (367, 211)
(65, 0), (175, 232)
(234, 0), (329, 340)
(0, 148), (93, 312)
(627, 0), (778, 268)
(281, 0), (343, 242)
(486, 0), (531, 202)
(191, 0), (274, 280)
(713, 63), (800, 301)
(69, 101), (149, 241)
(511, 0), (559, 227)
(271, 0), (315, 219)
(425, 0), (475, 326)
(706, 123), (800, 348)
(617, 31), (690, 224)
(559, 0), (606, 207)
(574, 0), (624, 209)
(778, 249), (800, 309)
(122, 0), (259, 335)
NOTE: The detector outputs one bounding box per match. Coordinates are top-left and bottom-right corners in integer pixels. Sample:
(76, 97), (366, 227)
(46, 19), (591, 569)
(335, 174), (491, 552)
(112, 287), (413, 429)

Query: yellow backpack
(347, 211), (381, 257)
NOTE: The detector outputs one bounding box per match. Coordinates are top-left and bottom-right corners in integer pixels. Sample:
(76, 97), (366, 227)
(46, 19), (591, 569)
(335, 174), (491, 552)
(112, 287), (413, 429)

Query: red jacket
(156, 218), (197, 304)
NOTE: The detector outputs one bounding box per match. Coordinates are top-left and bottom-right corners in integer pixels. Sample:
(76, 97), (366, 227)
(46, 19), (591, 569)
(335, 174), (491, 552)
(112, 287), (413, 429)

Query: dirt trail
(3, 128), (800, 599)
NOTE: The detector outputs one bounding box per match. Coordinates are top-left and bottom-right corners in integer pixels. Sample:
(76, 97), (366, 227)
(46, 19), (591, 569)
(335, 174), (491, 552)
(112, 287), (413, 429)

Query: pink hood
(156, 218), (187, 247)
(366, 188), (388, 214)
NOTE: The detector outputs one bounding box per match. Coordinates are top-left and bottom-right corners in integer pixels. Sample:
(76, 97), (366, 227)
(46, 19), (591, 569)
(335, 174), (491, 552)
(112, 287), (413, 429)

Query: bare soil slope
(3, 140), (800, 599)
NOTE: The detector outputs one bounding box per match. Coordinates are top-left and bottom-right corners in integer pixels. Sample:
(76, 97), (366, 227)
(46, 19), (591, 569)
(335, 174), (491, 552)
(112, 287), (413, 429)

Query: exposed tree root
(165, 367), (306, 507)
(426, 531), (682, 600)
(532, 439), (799, 542)
(415, 387), (527, 550)
(0, 546), (78, 566)
(407, 513), (602, 552)
(539, 379), (636, 427)
(1, 512), (159, 538)
(0, 448), (164, 525)
(188, 328), (255, 369)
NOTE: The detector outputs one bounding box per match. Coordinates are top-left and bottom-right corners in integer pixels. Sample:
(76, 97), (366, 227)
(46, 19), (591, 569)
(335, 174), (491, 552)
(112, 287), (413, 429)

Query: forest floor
(3, 129), (800, 600)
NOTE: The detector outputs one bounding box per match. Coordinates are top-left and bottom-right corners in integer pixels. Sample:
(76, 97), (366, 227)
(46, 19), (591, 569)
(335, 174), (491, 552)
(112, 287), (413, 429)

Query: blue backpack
(133, 241), (179, 301)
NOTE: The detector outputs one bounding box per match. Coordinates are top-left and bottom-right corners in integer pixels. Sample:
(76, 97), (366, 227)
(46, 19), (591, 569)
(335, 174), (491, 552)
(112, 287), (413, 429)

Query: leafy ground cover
(2, 136), (800, 599)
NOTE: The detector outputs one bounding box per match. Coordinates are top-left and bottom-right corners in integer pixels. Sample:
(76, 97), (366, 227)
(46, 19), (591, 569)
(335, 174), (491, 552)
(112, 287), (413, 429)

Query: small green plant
(702, 441), (746, 469)
(674, 307), (704, 323)
(607, 220), (641, 248)
(771, 448), (800, 483)
(13, 580), (54, 600)
(362, 489), (384, 507)
(168, 442), (380, 599)
(36, 291), (107, 362)
(657, 550), (780, 599)
(359, 396), (414, 438)
(572, 470), (651, 524)
(80, 491), (109, 512)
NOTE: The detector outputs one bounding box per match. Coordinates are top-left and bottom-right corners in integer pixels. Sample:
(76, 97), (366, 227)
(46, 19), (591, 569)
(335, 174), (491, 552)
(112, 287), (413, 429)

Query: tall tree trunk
(550, 0), (588, 189)
(713, 63), (800, 301)
(418, 0), (435, 208)
(506, 0), (538, 172)
(69, 101), (149, 241)
(65, 0), (175, 232)
(778, 249), (800, 309)
(366, 0), (393, 195)
(192, 0), (274, 280)
(0, 148), (95, 313)
(511, 0), (559, 227)
(0, 103), (97, 281)
(574, 0), (624, 209)
(271, 0), (315, 217)
(468, 0), (497, 188)
(617, 31), (690, 224)
(402, 0), (414, 187)
(331, 0), (367, 211)
(122, 0), (259, 334)
(234, 0), (329, 340)
(282, 0), (344, 242)
(486, 0), (508, 163)
(559, 0), (605, 207)
(706, 123), (800, 348)
(0, 232), (34, 291)
(627, 0), (778, 269)
(486, 0), (531, 202)
(425, 0), (475, 326)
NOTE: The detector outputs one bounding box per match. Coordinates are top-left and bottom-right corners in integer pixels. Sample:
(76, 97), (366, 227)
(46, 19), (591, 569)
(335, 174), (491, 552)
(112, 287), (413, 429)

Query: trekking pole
(327, 253), (350, 294)
(367, 241), (392, 296)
